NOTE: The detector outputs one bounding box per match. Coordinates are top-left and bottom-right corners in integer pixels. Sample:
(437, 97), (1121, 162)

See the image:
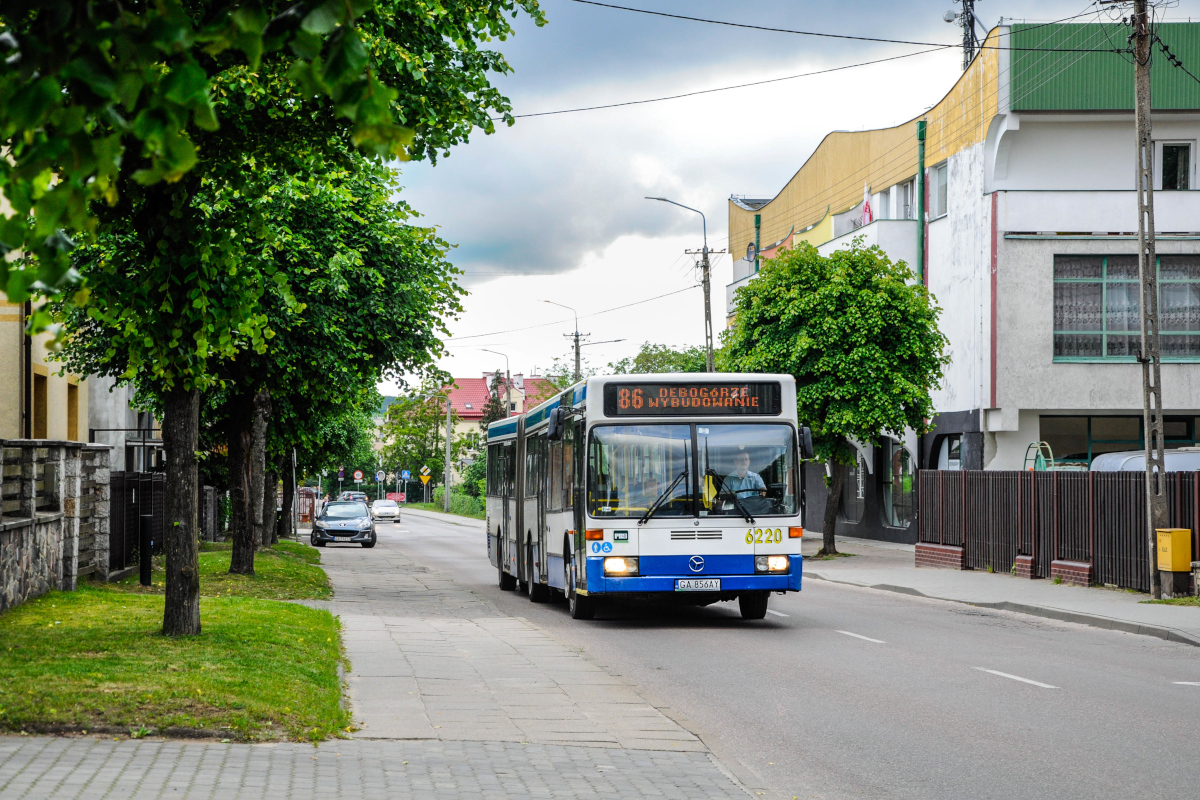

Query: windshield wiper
(639, 469), (689, 526)
(705, 467), (754, 524)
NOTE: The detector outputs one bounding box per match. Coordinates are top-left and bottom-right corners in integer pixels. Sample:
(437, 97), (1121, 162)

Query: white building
(726, 22), (1200, 542)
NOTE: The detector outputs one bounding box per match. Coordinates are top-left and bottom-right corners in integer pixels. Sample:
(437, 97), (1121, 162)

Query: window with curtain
(1053, 255), (1200, 360)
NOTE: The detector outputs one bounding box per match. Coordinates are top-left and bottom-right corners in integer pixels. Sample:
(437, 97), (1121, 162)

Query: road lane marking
(836, 630), (885, 644)
(1173, 681), (1200, 686)
(974, 668), (1058, 689)
(766, 609), (789, 617)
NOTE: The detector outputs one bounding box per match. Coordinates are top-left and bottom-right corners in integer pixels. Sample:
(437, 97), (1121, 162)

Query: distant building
(726, 22), (1200, 543)
(1, 304), (88, 443)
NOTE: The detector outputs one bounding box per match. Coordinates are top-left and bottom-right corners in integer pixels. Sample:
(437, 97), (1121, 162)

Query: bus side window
(526, 437), (542, 498)
(549, 440), (563, 511)
(562, 435), (574, 511)
(486, 444), (497, 497)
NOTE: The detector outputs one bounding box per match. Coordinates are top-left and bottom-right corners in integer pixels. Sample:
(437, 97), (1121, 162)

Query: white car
(370, 499), (400, 521)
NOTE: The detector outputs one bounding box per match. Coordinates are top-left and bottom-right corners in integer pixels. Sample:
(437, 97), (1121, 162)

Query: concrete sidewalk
(802, 534), (1200, 646)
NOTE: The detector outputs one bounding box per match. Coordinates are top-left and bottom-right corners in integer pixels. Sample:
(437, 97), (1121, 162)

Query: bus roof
(485, 373), (797, 444)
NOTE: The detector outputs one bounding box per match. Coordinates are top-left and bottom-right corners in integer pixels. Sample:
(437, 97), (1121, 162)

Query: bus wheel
(528, 543), (550, 603)
(497, 535), (516, 591)
(567, 550), (595, 620)
(738, 591), (769, 620)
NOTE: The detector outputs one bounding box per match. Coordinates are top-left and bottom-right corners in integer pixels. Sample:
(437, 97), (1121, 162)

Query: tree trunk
(263, 466), (277, 548)
(249, 389), (271, 550)
(162, 386), (201, 636)
(228, 394), (255, 574)
(817, 458), (846, 557)
(276, 454), (293, 543)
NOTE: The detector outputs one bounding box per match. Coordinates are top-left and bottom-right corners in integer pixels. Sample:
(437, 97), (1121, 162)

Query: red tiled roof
(444, 378), (492, 420)
(442, 376), (560, 420)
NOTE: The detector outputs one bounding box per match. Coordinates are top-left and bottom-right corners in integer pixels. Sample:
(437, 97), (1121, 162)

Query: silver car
(371, 499), (400, 522)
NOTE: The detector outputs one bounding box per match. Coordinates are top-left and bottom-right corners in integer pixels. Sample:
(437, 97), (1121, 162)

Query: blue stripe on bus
(584, 554), (802, 594)
(487, 418), (519, 438)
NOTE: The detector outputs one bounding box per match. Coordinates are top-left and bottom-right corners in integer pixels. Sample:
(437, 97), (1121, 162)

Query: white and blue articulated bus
(485, 373), (814, 620)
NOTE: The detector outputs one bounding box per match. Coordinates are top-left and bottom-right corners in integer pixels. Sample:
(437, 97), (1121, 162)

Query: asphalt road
(364, 512), (1200, 800)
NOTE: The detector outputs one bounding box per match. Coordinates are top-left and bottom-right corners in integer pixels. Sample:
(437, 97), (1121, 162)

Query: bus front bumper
(586, 555), (802, 594)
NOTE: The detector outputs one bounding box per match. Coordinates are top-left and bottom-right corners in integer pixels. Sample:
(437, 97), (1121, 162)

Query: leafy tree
(459, 451), (487, 499)
(379, 386), (463, 489)
(0, 0), (416, 321)
(722, 241), (948, 555)
(46, 1), (542, 635)
(608, 342), (708, 374)
(478, 370), (509, 431)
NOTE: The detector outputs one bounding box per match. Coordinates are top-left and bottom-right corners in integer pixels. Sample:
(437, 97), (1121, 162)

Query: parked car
(311, 501), (377, 548)
(1090, 447), (1200, 471)
(339, 490), (369, 504)
(371, 499), (400, 521)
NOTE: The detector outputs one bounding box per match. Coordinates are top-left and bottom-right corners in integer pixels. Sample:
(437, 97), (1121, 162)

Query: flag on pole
(862, 182), (873, 226)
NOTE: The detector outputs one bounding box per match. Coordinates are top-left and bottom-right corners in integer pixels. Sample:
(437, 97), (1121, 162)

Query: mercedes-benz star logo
(688, 556), (705, 573)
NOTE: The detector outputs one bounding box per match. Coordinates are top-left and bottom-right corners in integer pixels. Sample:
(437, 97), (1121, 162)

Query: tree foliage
(379, 387), (463, 488)
(608, 342), (708, 374)
(0, 0), (423, 317)
(722, 241), (948, 553)
(478, 370), (509, 431)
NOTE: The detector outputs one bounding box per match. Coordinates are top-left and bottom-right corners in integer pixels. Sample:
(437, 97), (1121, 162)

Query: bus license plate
(675, 579), (720, 591)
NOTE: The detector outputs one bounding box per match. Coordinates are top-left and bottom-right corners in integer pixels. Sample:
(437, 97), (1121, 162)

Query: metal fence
(919, 470), (1200, 591)
(109, 472), (165, 573)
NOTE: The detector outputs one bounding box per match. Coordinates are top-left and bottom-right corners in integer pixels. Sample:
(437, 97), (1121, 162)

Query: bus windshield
(588, 425), (692, 517)
(699, 424), (798, 517)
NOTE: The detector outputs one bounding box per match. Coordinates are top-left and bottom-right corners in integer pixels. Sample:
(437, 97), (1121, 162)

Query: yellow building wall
(0, 301), (88, 442)
(729, 28), (1002, 257)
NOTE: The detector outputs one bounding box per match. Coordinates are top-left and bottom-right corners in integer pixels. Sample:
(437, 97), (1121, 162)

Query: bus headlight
(755, 555), (790, 574)
(604, 556), (639, 576)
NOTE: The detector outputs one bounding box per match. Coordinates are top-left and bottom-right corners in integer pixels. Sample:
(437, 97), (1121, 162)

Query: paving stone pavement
(308, 537), (708, 751)
(0, 737), (750, 800)
(0, 530), (756, 799)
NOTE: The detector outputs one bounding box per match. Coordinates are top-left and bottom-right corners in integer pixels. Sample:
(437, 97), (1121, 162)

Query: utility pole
(647, 197), (718, 372)
(685, 246), (727, 371)
(944, 0), (979, 71)
(1131, 0), (1166, 599)
(543, 302), (587, 382)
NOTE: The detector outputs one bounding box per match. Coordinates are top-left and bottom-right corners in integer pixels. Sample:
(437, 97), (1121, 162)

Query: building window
(1041, 415), (1197, 465)
(1053, 255), (1200, 360)
(840, 454), (866, 524)
(937, 435), (962, 470)
(881, 441), (915, 528)
(1162, 143), (1191, 191)
(67, 383), (79, 442)
(464, 402), (473, 409)
(33, 374), (47, 439)
(929, 164), (948, 219)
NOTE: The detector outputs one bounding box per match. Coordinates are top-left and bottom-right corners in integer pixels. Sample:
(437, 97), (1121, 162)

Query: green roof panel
(1010, 22), (1200, 111)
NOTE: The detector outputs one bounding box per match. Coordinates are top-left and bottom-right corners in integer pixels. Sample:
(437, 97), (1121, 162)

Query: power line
(566, 0), (1128, 53)
(1154, 33), (1200, 85)
(504, 46), (950, 119)
(448, 285), (699, 341)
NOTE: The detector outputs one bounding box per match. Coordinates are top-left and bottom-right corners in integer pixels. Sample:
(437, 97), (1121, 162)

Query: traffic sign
(353, 470), (364, 483)
(420, 474), (431, 485)
(398, 493), (406, 503)
(338, 469), (344, 480)
(401, 470), (411, 480)
(375, 470), (385, 482)
(420, 465), (431, 476)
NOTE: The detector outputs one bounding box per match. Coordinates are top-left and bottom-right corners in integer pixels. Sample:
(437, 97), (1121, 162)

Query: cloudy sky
(384, 0), (1200, 391)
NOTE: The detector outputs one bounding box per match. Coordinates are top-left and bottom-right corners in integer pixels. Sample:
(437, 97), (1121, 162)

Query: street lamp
(481, 348), (512, 416)
(543, 300), (585, 382)
(418, 391), (453, 513)
(645, 196), (715, 372)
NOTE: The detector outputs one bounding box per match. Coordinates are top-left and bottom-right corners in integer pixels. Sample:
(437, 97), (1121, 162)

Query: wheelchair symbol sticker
(591, 542), (612, 554)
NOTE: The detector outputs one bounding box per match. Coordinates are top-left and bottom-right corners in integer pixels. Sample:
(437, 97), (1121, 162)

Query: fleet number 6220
(746, 528), (783, 544)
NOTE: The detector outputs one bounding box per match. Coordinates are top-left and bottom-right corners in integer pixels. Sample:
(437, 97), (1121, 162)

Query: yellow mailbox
(1157, 529), (1193, 572)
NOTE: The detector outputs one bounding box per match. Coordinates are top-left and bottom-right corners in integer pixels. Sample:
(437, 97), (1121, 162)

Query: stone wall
(0, 440), (111, 613)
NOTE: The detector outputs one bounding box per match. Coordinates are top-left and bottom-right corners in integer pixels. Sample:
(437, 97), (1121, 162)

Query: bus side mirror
(800, 427), (814, 460)
(548, 407), (566, 441)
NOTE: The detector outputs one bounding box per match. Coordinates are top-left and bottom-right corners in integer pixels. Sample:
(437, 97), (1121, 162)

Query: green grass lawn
(0, 586), (348, 741)
(405, 501), (485, 520)
(0, 540), (347, 741)
(114, 541), (331, 601)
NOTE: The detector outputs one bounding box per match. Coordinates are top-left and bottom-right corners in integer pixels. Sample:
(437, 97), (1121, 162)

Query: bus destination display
(603, 382), (781, 416)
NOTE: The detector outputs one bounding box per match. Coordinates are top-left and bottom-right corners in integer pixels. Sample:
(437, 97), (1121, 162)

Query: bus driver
(724, 448), (766, 498)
